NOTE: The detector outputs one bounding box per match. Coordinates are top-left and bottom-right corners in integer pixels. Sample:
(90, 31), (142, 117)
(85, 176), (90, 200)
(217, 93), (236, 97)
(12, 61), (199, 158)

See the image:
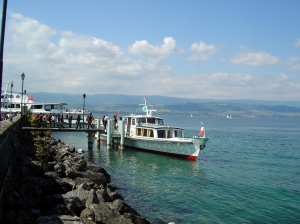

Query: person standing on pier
(87, 112), (94, 129)
(51, 114), (56, 128)
(68, 113), (73, 128)
(76, 114), (82, 129)
(38, 113), (43, 127)
(104, 115), (109, 130)
(113, 115), (117, 129)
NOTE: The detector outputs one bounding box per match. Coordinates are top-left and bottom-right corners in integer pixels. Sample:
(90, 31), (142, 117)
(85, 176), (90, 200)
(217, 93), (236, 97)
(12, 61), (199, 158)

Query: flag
(27, 95), (34, 101)
(115, 110), (120, 118)
(142, 106), (147, 112)
(199, 126), (205, 136)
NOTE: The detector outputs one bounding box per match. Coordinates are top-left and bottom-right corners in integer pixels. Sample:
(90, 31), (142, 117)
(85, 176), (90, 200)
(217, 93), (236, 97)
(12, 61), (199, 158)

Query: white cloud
(285, 56), (300, 73)
(194, 72), (297, 100)
(188, 41), (217, 60)
(3, 12), (299, 101)
(295, 38), (300, 47)
(230, 50), (280, 66)
(127, 37), (182, 61)
(133, 71), (299, 100)
(4, 12), (176, 95)
(7, 13), (57, 58)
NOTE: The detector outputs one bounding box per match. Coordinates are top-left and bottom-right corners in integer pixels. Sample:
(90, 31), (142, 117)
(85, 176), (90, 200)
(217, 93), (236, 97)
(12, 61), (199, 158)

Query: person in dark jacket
(76, 114), (81, 129)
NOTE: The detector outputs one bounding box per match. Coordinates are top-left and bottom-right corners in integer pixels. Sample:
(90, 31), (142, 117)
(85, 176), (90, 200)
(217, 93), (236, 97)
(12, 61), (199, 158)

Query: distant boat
(227, 114), (232, 119)
(190, 114), (193, 117)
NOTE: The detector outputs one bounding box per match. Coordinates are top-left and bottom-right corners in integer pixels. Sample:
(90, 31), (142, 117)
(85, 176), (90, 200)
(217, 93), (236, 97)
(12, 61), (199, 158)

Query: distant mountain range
(32, 92), (300, 117)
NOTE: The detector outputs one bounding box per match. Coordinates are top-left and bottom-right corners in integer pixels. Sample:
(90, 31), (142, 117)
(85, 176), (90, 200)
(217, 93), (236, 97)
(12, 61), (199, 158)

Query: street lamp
(24, 90), (26, 108)
(23, 90), (26, 126)
(10, 80), (13, 121)
(21, 73), (25, 116)
(83, 93), (86, 128)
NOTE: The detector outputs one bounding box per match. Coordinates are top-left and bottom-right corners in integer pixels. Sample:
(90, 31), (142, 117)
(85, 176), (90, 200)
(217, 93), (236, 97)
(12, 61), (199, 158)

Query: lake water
(53, 114), (300, 224)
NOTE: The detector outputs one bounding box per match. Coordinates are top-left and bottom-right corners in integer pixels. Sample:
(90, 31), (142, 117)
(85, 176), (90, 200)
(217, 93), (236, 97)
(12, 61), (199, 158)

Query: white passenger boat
(1, 80), (88, 121)
(100, 98), (210, 160)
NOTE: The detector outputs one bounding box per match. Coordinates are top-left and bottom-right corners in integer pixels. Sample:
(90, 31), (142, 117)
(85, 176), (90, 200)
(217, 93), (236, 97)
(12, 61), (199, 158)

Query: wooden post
(107, 119), (112, 147)
(87, 132), (93, 149)
(96, 119), (100, 147)
(119, 119), (124, 149)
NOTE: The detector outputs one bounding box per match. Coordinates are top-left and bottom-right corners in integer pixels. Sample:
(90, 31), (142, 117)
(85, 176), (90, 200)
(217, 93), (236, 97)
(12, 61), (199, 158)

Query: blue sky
(2, 0), (300, 101)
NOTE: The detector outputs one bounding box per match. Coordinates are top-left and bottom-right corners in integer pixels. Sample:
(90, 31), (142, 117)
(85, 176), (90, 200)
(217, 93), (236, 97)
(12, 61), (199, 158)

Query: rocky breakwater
(3, 130), (150, 224)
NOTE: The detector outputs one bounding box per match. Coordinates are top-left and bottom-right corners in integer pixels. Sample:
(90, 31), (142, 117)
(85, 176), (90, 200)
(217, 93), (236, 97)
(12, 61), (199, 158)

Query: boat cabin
(124, 116), (184, 139)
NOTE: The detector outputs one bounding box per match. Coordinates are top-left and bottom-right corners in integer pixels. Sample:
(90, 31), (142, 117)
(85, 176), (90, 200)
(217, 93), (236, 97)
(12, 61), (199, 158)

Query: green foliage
(31, 130), (52, 167)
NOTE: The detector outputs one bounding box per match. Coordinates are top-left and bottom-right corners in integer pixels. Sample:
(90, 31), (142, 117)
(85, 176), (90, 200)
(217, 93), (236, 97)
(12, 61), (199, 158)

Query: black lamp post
(21, 73), (25, 115)
(24, 90), (26, 107)
(83, 93), (86, 128)
(10, 80), (13, 121)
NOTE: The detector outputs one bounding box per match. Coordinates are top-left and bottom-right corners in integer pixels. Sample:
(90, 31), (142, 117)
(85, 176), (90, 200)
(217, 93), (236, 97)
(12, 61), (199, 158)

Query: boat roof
(29, 102), (68, 106)
(138, 124), (184, 130)
(123, 114), (163, 119)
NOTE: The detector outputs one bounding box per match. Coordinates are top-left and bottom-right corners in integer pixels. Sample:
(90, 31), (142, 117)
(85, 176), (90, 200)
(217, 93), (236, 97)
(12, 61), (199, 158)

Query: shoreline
(2, 127), (150, 224)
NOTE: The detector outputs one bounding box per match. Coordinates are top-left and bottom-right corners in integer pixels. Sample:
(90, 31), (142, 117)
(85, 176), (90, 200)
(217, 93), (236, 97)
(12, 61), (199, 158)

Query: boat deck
(22, 127), (106, 133)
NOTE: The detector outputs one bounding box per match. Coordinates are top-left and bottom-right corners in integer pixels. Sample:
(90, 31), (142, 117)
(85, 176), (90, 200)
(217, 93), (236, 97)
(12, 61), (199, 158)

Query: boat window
(142, 129), (147, 136)
(157, 119), (164, 125)
(126, 118), (131, 133)
(16, 104), (20, 108)
(132, 119), (136, 125)
(167, 130), (172, 138)
(136, 128), (141, 136)
(33, 105), (43, 109)
(147, 118), (155, 124)
(157, 130), (165, 138)
(147, 129), (154, 137)
(45, 105), (52, 111)
(174, 130), (183, 138)
(137, 118), (146, 124)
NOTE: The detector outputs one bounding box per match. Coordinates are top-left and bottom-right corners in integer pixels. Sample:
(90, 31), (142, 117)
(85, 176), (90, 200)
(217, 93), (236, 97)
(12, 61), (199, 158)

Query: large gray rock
(107, 186), (124, 201)
(106, 216), (134, 224)
(35, 215), (83, 224)
(73, 177), (95, 189)
(85, 189), (100, 207)
(55, 147), (72, 162)
(123, 213), (151, 224)
(108, 199), (139, 216)
(80, 208), (95, 224)
(90, 203), (116, 223)
(54, 161), (66, 177)
(63, 183), (91, 204)
(83, 171), (109, 185)
(96, 188), (112, 203)
(68, 145), (76, 153)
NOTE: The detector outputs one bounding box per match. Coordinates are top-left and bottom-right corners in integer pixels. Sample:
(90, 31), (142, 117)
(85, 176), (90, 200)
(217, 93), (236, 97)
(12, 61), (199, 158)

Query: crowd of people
(1, 111), (122, 130)
(101, 114), (122, 130)
(0, 112), (20, 121)
(31, 112), (95, 129)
